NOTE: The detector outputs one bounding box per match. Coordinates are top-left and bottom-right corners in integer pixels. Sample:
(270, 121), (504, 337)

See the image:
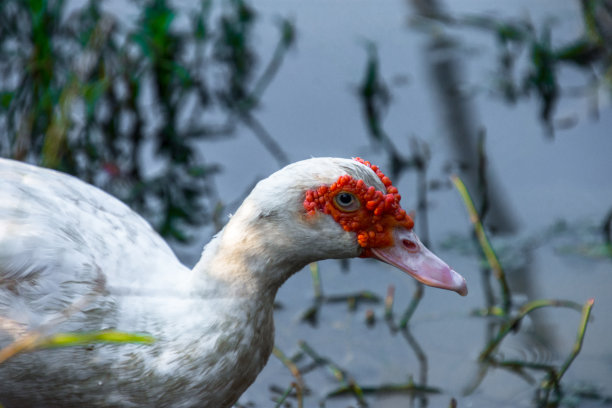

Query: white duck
(0, 157), (466, 407)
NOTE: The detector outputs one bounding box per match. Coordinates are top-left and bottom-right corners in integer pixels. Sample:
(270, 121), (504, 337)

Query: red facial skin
(303, 158), (413, 257)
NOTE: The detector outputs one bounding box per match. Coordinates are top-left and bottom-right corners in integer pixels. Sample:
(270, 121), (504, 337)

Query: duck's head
(225, 157), (467, 296)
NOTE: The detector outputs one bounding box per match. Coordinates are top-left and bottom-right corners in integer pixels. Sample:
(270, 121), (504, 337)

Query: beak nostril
(402, 239), (419, 252)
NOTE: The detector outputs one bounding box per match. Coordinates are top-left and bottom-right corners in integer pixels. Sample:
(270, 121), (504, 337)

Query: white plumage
(0, 157), (465, 407)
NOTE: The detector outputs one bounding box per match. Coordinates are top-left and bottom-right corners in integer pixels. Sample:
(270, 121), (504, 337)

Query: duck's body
(0, 157), (466, 407)
(0, 158), (272, 407)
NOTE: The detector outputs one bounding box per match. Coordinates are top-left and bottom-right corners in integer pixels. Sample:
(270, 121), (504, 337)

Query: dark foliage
(0, 0), (294, 241)
(458, 1), (612, 134)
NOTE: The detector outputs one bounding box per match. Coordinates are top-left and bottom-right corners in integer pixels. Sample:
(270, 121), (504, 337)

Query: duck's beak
(370, 228), (467, 296)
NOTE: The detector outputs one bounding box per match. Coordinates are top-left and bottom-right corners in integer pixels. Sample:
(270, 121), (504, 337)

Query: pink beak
(371, 228), (468, 296)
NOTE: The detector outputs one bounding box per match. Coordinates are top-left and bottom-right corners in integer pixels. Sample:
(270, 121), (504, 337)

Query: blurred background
(1, 0), (611, 406)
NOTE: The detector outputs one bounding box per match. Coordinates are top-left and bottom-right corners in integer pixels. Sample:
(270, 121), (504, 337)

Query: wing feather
(0, 159), (182, 336)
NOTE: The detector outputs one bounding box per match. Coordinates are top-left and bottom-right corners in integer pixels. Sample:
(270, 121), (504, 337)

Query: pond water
(109, 0), (612, 406)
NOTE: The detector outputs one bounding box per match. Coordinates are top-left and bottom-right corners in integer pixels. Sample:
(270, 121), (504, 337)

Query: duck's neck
(191, 207), (309, 302)
(156, 216), (295, 407)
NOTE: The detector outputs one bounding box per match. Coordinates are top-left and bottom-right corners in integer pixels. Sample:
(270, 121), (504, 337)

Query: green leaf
(0, 92), (14, 108)
(193, 0), (212, 40)
(496, 23), (528, 43)
(279, 18), (295, 47)
(554, 40), (602, 66)
(83, 80), (109, 116)
(40, 330), (155, 348)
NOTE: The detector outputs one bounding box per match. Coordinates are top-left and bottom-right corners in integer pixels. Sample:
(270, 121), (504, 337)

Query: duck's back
(0, 159), (203, 406)
(0, 158), (183, 326)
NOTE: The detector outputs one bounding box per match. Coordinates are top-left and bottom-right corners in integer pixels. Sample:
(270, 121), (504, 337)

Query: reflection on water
(234, 0), (612, 407)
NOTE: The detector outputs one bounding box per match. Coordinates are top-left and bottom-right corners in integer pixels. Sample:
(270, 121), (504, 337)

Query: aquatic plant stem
(478, 299), (584, 361)
(451, 175), (512, 313)
(384, 285), (395, 320)
(309, 262), (323, 300)
(327, 381), (440, 398)
(299, 340), (367, 405)
(399, 282), (424, 329)
(603, 207), (612, 252)
(272, 346), (304, 389)
(273, 382), (302, 408)
(547, 298), (595, 386)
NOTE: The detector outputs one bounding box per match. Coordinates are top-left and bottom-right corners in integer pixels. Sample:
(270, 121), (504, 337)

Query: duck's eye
(333, 192), (360, 212)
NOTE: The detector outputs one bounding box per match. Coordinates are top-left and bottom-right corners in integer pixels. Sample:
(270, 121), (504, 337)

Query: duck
(0, 156), (466, 407)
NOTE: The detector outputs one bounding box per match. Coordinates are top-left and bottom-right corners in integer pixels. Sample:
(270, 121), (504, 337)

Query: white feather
(0, 157), (381, 408)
